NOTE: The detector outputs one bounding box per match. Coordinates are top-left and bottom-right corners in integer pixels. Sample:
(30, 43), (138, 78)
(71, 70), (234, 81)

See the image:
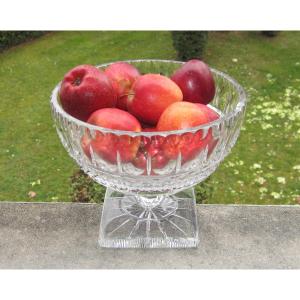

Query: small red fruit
(60, 64), (117, 121)
(105, 62), (140, 110)
(157, 102), (211, 162)
(132, 150), (169, 173)
(82, 108), (141, 163)
(127, 74), (183, 125)
(132, 128), (169, 173)
(132, 151), (147, 169)
(157, 102), (210, 131)
(171, 59), (215, 105)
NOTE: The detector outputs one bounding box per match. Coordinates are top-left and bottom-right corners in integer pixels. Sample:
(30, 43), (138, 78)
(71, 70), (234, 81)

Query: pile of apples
(59, 59), (219, 171)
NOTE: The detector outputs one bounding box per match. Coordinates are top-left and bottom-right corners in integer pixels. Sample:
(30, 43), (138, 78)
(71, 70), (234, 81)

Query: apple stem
(73, 78), (81, 86)
(120, 92), (135, 98)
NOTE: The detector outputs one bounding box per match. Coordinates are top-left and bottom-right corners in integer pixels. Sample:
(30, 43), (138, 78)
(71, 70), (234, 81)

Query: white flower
(232, 58), (238, 63)
(263, 115), (272, 121)
(271, 192), (281, 199)
(30, 179), (41, 186)
(253, 163), (262, 169)
(234, 170), (239, 175)
(237, 180), (244, 186)
(261, 123), (273, 130)
(227, 161), (235, 167)
(259, 187), (268, 193)
(254, 177), (266, 185)
(267, 150), (277, 156)
(285, 88), (292, 96)
(293, 165), (300, 171)
(266, 73), (276, 83)
(277, 177), (286, 184)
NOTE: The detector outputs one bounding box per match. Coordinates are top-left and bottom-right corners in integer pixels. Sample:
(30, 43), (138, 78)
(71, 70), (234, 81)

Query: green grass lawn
(0, 31), (300, 204)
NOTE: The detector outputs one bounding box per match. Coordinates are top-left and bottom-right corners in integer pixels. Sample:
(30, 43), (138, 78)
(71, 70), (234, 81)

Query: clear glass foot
(98, 187), (199, 248)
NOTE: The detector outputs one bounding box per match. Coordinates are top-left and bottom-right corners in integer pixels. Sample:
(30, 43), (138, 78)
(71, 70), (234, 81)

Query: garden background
(0, 31), (299, 204)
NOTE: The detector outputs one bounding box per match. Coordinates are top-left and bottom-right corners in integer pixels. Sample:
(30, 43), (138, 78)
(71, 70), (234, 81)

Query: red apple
(60, 64), (117, 121)
(127, 74), (183, 125)
(157, 102), (211, 162)
(195, 104), (220, 156)
(82, 108), (141, 163)
(171, 59), (215, 105)
(105, 62), (140, 110)
(195, 104), (219, 122)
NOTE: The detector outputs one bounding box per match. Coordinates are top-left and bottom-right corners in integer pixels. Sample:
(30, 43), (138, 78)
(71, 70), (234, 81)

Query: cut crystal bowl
(50, 59), (247, 248)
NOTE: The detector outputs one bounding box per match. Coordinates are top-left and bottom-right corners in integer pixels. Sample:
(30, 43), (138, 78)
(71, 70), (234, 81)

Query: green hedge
(0, 31), (47, 51)
(172, 31), (208, 61)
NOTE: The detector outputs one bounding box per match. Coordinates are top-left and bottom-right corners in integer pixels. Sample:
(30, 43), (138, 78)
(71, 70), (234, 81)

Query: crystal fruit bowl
(50, 59), (247, 248)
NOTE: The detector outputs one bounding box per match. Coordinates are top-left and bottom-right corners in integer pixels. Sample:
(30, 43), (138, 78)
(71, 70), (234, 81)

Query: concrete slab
(0, 202), (299, 269)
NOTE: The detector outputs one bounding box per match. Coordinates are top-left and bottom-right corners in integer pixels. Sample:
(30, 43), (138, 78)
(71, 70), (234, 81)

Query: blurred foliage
(70, 169), (105, 203)
(0, 31), (47, 52)
(195, 178), (214, 203)
(172, 31), (208, 61)
(261, 31), (280, 37)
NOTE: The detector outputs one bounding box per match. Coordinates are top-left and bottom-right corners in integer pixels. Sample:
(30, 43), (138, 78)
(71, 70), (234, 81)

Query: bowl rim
(50, 59), (247, 137)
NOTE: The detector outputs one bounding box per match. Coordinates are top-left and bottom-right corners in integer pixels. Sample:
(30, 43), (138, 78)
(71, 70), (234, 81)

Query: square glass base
(98, 187), (199, 248)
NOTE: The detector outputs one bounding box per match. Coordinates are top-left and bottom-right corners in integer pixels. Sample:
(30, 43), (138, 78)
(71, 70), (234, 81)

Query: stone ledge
(0, 202), (299, 269)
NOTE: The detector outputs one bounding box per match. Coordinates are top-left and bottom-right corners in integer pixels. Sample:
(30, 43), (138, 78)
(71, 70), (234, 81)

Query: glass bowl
(50, 59), (247, 248)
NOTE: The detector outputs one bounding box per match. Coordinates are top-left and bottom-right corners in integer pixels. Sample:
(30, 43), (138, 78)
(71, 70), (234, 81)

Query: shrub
(0, 31), (47, 52)
(70, 169), (106, 203)
(195, 177), (214, 203)
(261, 31), (279, 37)
(172, 31), (208, 61)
